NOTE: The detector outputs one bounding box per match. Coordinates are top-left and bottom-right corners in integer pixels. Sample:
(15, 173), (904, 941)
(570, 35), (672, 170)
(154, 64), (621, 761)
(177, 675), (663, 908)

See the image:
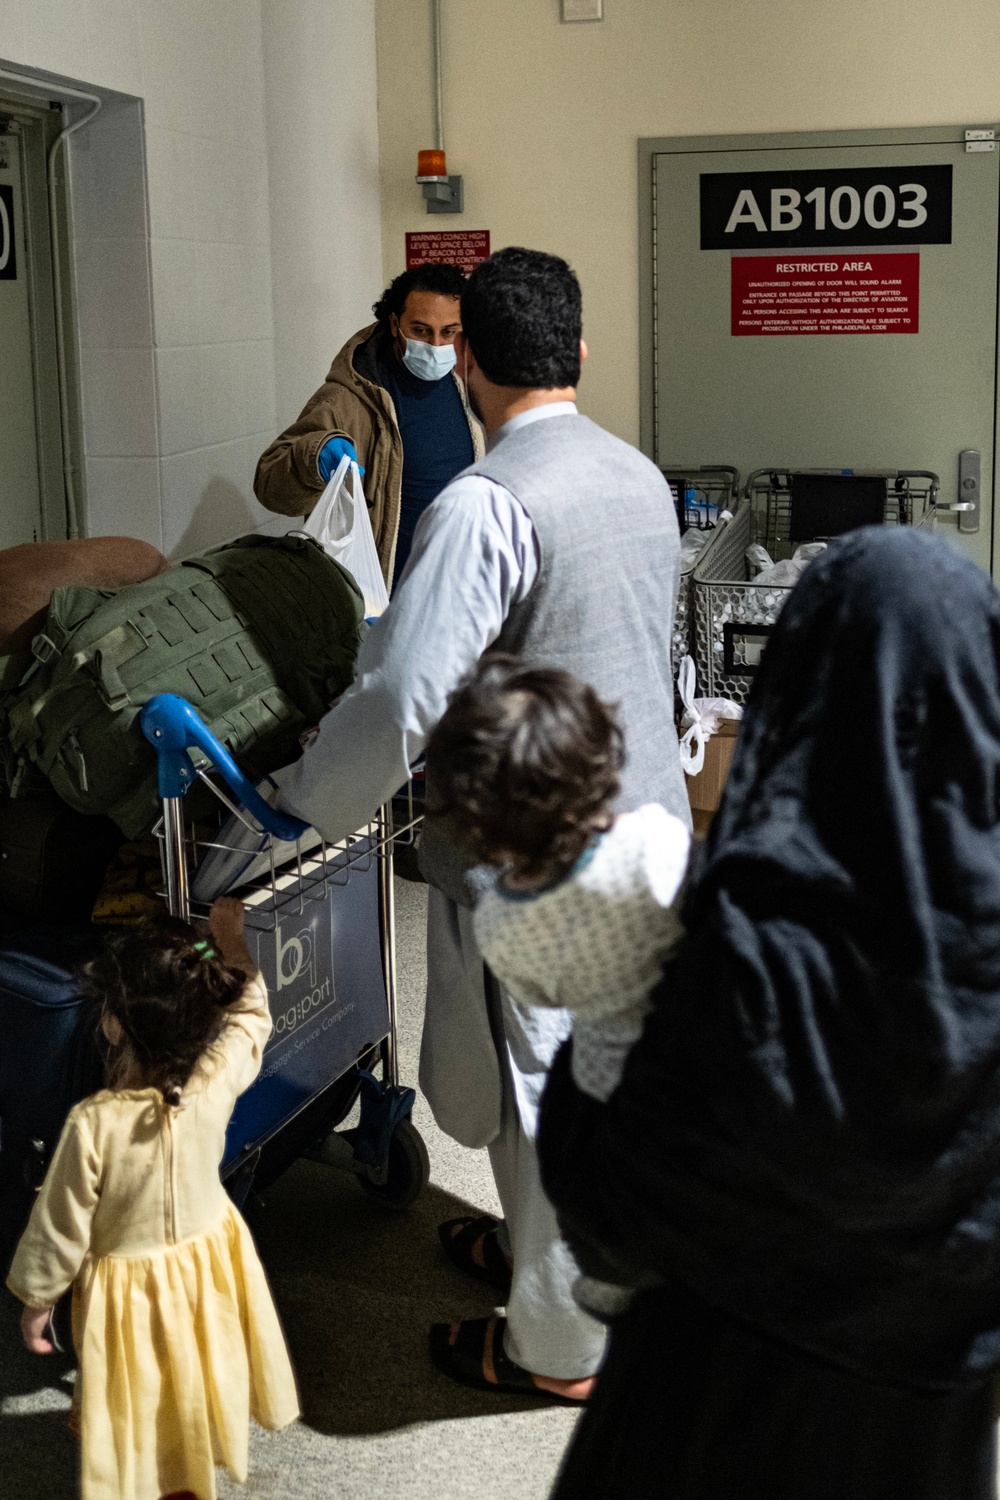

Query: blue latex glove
(317, 435), (365, 482)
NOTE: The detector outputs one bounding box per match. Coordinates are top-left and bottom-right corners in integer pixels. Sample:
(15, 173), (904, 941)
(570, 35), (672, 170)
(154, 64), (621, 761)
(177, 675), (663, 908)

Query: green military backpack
(0, 533), (364, 838)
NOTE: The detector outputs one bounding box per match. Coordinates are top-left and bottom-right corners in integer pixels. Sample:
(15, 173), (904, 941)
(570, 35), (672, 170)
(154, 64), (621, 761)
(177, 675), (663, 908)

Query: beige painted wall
(375, 0), (1000, 449)
(262, 0), (383, 426)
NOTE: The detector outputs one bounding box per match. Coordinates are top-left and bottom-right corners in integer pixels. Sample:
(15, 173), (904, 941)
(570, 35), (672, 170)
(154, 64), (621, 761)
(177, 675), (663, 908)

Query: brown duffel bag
(0, 536), (169, 655)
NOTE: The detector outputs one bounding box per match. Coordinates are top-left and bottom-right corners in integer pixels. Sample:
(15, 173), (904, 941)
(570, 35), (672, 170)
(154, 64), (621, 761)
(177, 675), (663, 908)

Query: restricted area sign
(405, 229), (490, 272)
(731, 252), (919, 336)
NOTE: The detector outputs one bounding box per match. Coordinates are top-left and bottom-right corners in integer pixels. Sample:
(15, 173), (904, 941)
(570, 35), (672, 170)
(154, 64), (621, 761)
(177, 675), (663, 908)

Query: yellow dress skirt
(73, 1201), (299, 1500)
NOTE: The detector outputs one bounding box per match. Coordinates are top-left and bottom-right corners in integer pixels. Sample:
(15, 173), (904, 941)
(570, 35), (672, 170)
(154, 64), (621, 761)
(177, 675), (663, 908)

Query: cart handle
(140, 693), (310, 842)
(743, 468), (942, 501)
(661, 464), (739, 484)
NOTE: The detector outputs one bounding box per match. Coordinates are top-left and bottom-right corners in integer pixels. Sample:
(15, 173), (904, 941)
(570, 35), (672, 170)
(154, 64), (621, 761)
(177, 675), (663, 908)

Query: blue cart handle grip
(141, 693), (311, 842)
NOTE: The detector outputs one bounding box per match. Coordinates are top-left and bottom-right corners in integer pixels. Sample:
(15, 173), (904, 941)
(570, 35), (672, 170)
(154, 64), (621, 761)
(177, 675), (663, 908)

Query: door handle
(935, 451), (980, 532)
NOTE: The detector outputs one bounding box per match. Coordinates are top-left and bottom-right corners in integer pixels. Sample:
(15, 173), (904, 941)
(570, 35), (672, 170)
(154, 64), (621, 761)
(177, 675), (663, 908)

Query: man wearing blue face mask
(255, 263), (483, 592)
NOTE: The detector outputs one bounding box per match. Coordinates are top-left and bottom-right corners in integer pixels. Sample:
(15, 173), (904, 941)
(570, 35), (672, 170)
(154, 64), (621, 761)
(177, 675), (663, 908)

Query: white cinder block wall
(0, 0), (382, 557)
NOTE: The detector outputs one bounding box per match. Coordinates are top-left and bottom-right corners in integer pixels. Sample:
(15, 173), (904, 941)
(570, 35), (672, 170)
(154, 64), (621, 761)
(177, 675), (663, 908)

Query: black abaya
(539, 528), (1000, 1494)
(552, 1280), (997, 1500)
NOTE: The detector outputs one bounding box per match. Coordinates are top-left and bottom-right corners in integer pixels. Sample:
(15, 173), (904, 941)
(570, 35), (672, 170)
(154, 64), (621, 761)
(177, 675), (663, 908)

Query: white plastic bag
(302, 454), (390, 618)
(676, 654), (743, 777)
(746, 543), (774, 578)
(753, 540), (827, 588)
(679, 526), (713, 564)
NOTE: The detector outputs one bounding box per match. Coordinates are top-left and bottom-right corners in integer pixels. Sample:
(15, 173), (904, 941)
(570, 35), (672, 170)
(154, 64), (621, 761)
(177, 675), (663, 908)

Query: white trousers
(420, 888), (606, 1379)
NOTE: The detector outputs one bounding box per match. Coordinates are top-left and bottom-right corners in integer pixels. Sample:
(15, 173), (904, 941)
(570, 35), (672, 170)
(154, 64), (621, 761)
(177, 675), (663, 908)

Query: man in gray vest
(275, 247), (689, 1402)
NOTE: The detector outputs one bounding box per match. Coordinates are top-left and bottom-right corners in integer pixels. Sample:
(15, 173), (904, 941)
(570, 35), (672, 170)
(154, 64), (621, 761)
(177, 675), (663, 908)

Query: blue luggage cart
(140, 693), (429, 1210)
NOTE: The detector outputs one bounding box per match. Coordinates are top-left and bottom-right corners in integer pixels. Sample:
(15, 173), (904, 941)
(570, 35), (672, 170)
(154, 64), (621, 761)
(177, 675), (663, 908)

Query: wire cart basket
(690, 468), (940, 704)
(660, 465), (740, 697)
(140, 693), (429, 1210)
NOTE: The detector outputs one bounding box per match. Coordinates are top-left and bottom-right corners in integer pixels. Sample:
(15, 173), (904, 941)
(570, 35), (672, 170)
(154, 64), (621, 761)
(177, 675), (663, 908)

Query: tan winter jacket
(254, 324), (484, 585)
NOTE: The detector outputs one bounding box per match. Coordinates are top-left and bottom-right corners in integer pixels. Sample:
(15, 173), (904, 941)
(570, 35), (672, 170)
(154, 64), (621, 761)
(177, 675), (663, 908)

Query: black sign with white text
(700, 165), (952, 250)
(0, 185), (15, 279)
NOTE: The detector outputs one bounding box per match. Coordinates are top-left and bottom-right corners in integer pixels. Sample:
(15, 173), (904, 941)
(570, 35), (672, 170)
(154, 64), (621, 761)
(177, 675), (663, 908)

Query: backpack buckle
(30, 634), (58, 665)
(17, 634), (59, 688)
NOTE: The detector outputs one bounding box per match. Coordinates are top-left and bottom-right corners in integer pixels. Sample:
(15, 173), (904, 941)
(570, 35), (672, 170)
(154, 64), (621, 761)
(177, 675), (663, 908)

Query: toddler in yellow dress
(6, 897), (300, 1500)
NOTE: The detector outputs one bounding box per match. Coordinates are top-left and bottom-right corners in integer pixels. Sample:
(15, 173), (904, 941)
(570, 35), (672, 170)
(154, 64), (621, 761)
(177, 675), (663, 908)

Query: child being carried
(426, 653), (691, 1106)
(424, 654), (690, 1320)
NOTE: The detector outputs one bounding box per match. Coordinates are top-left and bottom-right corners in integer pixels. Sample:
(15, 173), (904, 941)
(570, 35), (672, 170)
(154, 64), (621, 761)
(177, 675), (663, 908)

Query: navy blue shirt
(377, 344), (475, 590)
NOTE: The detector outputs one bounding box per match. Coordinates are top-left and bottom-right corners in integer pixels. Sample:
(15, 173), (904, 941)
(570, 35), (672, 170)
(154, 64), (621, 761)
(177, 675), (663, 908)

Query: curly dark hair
(424, 654), (624, 883)
(80, 916), (247, 1105)
(372, 263), (467, 328)
(460, 247), (582, 389)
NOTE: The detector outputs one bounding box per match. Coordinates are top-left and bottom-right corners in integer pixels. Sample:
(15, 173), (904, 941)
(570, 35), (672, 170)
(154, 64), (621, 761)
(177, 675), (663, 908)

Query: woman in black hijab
(539, 526), (1000, 1500)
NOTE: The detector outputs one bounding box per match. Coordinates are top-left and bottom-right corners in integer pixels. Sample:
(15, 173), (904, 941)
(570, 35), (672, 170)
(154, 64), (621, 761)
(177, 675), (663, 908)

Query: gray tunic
(420, 410), (690, 903)
(279, 405), (689, 1155)
(488, 412), (686, 815)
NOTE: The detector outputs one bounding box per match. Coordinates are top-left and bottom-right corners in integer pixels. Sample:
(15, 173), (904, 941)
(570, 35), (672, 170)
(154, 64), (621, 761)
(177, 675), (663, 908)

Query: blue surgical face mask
(401, 338), (457, 382)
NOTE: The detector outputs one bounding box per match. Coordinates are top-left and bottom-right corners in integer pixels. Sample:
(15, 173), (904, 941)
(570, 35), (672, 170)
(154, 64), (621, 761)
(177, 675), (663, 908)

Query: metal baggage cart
(140, 692), (429, 1210)
(690, 469), (940, 704)
(660, 465), (740, 698)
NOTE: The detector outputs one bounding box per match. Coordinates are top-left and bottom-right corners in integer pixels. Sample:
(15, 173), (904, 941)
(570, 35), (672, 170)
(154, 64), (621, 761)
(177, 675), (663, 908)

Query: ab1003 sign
(700, 166), (952, 250)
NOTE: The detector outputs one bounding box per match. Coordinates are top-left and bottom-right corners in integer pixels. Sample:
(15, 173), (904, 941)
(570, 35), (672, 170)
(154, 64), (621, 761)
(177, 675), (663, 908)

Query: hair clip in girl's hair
(193, 940), (218, 962)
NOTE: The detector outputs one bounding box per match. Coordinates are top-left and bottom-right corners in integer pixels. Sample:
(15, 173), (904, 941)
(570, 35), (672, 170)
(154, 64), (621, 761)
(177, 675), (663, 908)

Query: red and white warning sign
(731, 252), (919, 336)
(405, 230), (490, 273)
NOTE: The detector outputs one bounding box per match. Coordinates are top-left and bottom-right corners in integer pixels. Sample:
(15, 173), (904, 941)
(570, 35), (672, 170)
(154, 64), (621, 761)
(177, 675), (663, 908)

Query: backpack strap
(6, 621), (147, 755)
(70, 620), (148, 711)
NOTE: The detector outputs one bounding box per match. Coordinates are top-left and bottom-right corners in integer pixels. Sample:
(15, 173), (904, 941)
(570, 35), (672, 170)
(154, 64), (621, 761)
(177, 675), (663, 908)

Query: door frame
(638, 126), (1000, 573)
(0, 95), (83, 541)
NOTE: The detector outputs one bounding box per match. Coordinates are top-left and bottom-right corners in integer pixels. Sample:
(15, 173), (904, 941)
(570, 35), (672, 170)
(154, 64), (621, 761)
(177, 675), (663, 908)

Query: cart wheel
(358, 1119), (429, 1210)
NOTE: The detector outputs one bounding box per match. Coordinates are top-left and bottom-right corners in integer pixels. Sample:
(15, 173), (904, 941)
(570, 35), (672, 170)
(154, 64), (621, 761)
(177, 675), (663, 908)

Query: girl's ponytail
(81, 917), (247, 1103)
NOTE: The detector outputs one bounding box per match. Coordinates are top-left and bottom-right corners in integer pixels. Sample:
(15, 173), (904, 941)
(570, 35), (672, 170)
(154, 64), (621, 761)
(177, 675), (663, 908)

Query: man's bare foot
(531, 1371), (596, 1400)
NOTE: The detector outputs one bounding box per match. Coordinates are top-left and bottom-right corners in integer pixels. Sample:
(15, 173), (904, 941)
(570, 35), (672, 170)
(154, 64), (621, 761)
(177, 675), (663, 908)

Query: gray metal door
(0, 132), (43, 548)
(644, 128), (1000, 575)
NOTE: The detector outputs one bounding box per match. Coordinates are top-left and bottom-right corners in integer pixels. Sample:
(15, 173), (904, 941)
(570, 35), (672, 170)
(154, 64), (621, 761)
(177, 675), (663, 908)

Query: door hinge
(965, 128), (997, 154)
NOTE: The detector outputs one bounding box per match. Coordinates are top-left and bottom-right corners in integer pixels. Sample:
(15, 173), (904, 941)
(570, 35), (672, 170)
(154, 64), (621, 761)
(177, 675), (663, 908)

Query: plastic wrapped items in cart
(680, 526), (714, 564)
(748, 541), (827, 588)
(715, 596), (773, 630)
(746, 543), (774, 577)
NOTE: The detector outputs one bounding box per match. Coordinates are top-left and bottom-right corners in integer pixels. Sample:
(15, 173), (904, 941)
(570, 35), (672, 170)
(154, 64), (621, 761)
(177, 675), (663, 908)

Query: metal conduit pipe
(0, 68), (103, 539)
(431, 0), (444, 153)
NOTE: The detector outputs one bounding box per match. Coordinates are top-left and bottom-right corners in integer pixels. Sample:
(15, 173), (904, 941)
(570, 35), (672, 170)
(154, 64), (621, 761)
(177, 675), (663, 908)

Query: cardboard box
(685, 718), (740, 825)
